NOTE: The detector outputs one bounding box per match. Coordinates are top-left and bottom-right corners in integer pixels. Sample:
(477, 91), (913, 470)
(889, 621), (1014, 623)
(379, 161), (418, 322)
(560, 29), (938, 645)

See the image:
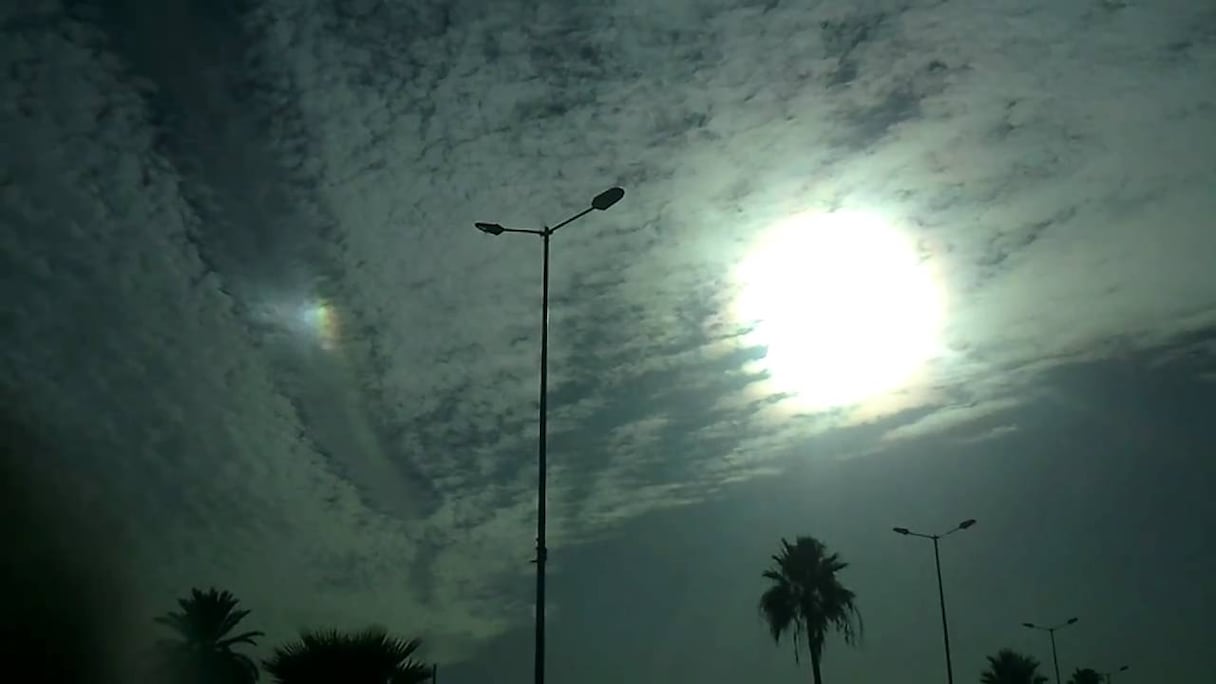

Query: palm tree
(1067, 668), (1103, 684)
(980, 649), (1049, 684)
(264, 627), (433, 684)
(155, 587), (263, 684)
(758, 536), (862, 684)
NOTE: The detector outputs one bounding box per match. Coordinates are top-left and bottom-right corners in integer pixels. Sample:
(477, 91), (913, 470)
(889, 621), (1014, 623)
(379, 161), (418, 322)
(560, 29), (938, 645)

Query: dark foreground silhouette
(153, 587), (435, 684)
(0, 406), (133, 684)
(980, 649), (1049, 684)
(1067, 668), (1103, 684)
(265, 628), (433, 684)
(758, 536), (862, 684)
(154, 588), (264, 684)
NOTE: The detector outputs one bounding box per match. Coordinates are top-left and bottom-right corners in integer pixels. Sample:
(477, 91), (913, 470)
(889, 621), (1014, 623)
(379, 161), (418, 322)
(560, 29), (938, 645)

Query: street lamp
(1022, 617), (1080, 684)
(1099, 664), (1129, 684)
(474, 186), (625, 684)
(892, 519), (977, 684)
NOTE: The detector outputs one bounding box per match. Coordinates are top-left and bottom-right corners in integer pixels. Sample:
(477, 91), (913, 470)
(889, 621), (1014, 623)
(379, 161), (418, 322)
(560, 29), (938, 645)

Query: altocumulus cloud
(3, 0), (1214, 661)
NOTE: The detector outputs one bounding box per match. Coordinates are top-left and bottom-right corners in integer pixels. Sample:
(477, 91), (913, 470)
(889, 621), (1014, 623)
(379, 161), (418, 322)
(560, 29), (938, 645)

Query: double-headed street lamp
(474, 186), (625, 684)
(1022, 617), (1080, 684)
(1099, 664), (1129, 684)
(892, 519), (977, 684)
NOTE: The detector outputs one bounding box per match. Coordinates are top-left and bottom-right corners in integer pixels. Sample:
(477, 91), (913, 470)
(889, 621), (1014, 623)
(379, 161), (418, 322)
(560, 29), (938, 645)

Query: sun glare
(733, 210), (944, 412)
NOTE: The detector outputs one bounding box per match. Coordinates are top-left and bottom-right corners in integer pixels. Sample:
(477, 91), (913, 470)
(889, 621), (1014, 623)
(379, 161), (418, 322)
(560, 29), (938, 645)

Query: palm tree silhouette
(1067, 668), (1103, 684)
(155, 587), (263, 684)
(980, 649), (1050, 684)
(759, 536), (862, 684)
(264, 627), (433, 684)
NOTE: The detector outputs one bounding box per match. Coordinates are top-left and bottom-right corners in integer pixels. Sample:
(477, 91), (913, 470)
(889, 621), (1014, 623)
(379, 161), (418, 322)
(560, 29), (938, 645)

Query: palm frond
(155, 587), (262, 683)
(759, 535), (862, 668)
(1067, 668), (1104, 684)
(759, 584), (794, 638)
(219, 630), (267, 649)
(981, 649), (1049, 684)
(265, 627), (432, 684)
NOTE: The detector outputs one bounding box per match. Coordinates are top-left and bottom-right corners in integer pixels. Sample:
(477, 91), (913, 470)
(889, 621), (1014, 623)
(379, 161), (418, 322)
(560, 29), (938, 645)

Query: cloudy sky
(3, 0), (1214, 682)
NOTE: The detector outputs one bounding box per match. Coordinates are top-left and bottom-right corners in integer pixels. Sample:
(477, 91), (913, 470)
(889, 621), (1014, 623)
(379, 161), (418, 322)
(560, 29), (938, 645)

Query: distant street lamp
(1022, 617), (1080, 684)
(474, 186), (625, 684)
(892, 519), (978, 684)
(1099, 664), (1129, 684)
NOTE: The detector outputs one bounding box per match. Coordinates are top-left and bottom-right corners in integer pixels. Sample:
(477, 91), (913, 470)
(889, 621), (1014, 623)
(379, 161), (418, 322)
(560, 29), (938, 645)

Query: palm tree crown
(155, 587), (263, 684)
(759, 536), (862, 684)
(264, 627), (433, 684)
(981, 649), (1050, 684)
(1068, 668), (1104, 684)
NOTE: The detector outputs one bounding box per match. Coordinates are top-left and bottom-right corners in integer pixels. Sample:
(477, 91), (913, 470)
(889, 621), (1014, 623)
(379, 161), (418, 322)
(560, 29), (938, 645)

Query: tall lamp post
(892, 519), (977, 684)
(474, 186), (625, 684)
(1022, 617), (1080, 684)
(1099, 664), (1129, 684)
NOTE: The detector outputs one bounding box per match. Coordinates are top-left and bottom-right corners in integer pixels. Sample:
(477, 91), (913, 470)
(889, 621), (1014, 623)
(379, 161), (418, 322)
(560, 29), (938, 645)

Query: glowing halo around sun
(732, 209), (945, 412)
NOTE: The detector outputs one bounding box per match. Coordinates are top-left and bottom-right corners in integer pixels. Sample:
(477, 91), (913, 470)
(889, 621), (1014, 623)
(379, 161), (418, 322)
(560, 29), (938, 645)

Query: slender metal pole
(932, 536), (955, 684)
(534, 229), (551, 684)
(1048, 629), (1062, 684)
(893, 523), (974, 684)
(476, 190), (624, 684)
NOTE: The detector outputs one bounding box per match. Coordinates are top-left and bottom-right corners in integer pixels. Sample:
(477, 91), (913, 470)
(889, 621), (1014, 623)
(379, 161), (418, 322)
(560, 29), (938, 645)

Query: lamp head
(958, 519), (977, 530)
(1022, 622), (1037, 629)
(1066, 617), (1079, 625)
(475, 222), (505, 236)
(892, 527), (911, 535)
(591, 187), (625, 210)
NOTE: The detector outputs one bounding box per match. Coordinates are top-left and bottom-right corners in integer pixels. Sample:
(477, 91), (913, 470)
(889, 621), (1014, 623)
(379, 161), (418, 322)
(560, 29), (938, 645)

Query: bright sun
(733, 210), (945, 412)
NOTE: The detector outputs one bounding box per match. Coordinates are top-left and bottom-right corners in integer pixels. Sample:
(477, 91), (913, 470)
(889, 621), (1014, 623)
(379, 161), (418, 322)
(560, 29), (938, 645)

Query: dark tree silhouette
(980, 649), (1050, 684)
(759, 536), (862, 684)
(155, 587), (263, 684)
(1067, 668), (1103, 684)
(264, 627), (433, 684)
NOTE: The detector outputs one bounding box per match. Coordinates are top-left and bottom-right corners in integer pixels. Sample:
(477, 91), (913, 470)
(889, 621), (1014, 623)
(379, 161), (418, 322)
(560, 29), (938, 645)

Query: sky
(2, 0), (1214, 682)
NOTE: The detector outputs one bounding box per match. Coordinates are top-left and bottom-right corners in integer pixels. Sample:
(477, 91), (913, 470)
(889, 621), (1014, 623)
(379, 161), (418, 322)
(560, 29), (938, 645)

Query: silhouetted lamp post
(1100, 664), (1129, 684)
(1022, 617), (1080, 684)
(892, 519), (977, 684)
(474, 186), (625, 684)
